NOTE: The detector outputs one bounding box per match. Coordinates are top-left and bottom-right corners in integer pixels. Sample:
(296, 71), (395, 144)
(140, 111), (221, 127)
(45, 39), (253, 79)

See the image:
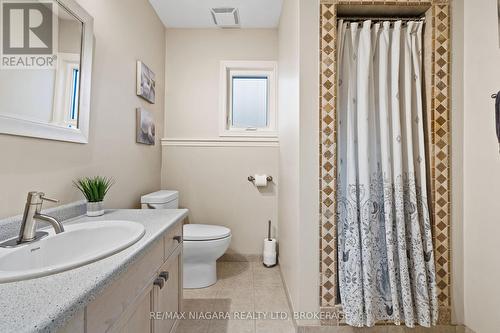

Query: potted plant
(74, 176), (114, 217)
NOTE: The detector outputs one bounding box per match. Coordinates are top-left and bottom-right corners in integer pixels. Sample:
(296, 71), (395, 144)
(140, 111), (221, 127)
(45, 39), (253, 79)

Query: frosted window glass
(231, 76), (268, 128)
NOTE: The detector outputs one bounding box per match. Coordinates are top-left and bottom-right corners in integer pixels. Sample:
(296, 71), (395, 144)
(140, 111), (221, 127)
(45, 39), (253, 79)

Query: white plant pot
(87, 201), (104, 217)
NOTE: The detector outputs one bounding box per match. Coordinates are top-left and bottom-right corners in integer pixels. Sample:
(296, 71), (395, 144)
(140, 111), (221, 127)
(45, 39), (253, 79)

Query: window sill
(161, 137), (279, 147)
(219, 130), (278, 139)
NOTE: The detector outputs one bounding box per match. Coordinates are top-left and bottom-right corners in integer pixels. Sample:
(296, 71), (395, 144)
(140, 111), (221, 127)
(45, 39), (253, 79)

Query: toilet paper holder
(248, 175), (273, 182)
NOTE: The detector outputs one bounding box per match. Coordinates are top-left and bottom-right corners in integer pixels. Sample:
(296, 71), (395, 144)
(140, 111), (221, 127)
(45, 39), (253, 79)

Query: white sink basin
(0, 220), (145, 283)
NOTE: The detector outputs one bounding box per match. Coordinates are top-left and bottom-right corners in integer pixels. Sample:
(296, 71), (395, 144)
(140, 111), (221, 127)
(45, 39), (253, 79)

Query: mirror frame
(0, 0), (94, 144)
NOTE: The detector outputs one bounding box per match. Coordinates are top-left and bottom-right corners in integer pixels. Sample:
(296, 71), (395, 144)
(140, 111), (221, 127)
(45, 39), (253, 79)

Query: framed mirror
(0, 0), (93, 143)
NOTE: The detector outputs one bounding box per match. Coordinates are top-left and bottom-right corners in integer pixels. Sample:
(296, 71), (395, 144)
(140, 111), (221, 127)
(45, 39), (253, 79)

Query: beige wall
(164, 29), (278, 138)
(0, 0), (165, 218)
(278, 0), (301, 312)
(59, 18), (82, 54)
(462, 0), (500, 332)
(298, 0), (320, 320)
(162, 145), (278, 256)
(278, 0), (320, 323)
(0, 68), (56, 123)
(162, 29), (279, 256)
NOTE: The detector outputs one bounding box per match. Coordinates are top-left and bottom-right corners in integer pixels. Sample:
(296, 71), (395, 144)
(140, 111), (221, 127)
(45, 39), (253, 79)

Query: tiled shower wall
(319, 0), (452, 325)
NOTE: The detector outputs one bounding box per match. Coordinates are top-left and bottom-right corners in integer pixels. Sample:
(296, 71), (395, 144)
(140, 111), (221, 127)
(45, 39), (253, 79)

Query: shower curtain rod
(338, 16), (426, 22)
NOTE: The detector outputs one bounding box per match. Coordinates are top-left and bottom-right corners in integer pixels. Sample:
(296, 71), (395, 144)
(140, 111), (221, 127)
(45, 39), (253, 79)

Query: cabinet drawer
(86, 240), (164, 333)
(164, 221), (183, 259)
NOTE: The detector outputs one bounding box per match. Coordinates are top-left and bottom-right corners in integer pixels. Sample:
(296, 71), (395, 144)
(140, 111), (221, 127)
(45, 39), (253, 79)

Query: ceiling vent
(210, 7), (240, 28)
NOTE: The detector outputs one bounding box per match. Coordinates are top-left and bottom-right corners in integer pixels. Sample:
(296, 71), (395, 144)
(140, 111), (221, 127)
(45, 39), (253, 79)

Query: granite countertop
(0, 208), (188, 333)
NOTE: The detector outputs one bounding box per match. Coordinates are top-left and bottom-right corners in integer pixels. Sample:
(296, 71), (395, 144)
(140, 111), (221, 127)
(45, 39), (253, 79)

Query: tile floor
(177, 261), (295, 333)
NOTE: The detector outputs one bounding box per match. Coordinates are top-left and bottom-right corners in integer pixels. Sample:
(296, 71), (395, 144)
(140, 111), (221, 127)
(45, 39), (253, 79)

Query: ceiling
(148, 0), (283, 28)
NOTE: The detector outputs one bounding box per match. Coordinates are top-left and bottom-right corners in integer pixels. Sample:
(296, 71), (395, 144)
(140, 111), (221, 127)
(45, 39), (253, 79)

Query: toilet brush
(263, 220), (277, 268)
(267, 220), (271, 241)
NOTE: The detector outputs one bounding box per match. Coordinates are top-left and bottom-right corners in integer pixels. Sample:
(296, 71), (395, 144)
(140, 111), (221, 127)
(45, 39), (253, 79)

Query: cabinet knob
(154, 277), (165, 289)
(173, 235), (182, 243)
(159, 271), (169, 282)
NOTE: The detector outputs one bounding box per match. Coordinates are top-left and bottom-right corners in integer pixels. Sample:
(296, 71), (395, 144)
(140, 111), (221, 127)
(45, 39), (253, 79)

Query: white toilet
(183, 224), (231, 288)
(141, 190), (231, 289)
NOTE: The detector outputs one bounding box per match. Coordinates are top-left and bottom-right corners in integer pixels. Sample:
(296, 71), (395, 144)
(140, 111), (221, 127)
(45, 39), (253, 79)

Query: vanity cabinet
(60, 221), (183, 333)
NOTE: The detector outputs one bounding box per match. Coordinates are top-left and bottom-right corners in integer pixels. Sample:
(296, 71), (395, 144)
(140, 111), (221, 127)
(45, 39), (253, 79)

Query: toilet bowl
(141, 190), (231, 289)
(183, 224), (231, 288)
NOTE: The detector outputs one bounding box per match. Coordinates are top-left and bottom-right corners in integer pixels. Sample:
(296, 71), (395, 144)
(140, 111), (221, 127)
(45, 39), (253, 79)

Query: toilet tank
(141, 190), (179, 209)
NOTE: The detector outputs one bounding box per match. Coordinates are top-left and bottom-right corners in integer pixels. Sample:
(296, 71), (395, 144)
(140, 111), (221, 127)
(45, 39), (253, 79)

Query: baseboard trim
(218, 253), (262, 262)
(296, 325), (465, 333)
(279, 266), (300, 331)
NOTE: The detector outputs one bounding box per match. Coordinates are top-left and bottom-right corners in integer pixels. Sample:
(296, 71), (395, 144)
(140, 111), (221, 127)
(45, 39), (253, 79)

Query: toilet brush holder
(263, 220), (277, 267)
(263, 238), (277, 268)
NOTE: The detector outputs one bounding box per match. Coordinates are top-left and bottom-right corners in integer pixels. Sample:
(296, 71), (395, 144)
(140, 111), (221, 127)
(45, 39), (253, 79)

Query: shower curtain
(336, 20), (438, 327)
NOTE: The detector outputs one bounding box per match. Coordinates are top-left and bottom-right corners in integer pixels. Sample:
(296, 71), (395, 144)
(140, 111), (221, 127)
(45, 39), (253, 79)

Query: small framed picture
(136, 61), (156, 104)
(136, 108), (155, 145)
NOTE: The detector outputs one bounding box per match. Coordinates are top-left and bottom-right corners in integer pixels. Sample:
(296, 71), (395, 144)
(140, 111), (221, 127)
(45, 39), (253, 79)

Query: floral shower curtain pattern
(336, 20), (438, 327)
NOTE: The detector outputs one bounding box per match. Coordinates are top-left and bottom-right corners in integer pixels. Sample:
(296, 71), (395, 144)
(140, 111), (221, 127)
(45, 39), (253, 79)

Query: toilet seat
(184, 224), (231, 241)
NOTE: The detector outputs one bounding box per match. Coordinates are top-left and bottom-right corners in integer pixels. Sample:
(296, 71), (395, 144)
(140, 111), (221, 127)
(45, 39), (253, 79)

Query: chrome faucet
(17, 191), (65, 243)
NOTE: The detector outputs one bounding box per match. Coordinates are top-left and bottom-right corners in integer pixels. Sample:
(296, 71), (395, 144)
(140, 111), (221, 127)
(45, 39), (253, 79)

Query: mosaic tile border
(319, 0), (452, 325)
(320, 1), (338, 308)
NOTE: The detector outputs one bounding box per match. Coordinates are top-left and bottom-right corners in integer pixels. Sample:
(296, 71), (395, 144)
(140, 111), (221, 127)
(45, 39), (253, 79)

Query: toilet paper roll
(254, 174), (268, 187)
(263, 238), (277, 267)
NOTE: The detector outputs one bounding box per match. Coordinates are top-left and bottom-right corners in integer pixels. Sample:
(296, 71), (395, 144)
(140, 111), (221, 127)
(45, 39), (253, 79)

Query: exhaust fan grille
(210, 7), (240, 28)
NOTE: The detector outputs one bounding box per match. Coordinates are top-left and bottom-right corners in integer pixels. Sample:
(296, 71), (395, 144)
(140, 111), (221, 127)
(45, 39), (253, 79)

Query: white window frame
(219, 60), (278, 138)
(52, 53), (80, 129)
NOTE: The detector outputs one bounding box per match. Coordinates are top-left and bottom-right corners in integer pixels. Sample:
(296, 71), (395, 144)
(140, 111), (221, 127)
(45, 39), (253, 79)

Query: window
(51, 53), (80, 129)
(68, 67), (80, 127)
(232, 76), (268, 128)
(220, 61), (277, 137)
